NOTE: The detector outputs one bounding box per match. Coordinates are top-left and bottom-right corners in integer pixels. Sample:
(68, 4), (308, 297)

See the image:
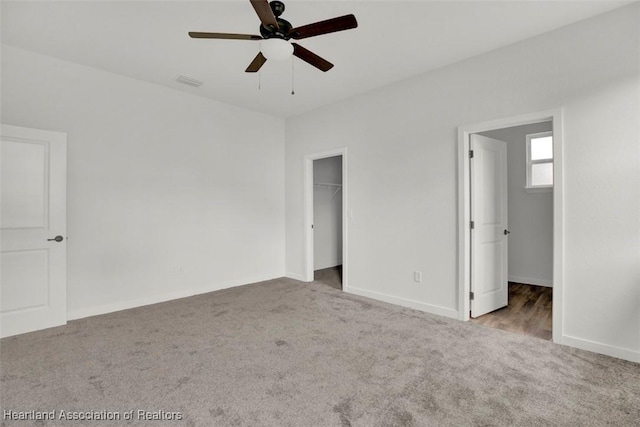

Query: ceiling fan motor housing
(260, 17), (292, 39)
(260, 1), (292, 39)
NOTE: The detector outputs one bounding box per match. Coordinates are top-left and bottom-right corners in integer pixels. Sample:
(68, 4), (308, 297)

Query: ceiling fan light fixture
(189, 0), (358, 73)
(260, 38), (293, 61)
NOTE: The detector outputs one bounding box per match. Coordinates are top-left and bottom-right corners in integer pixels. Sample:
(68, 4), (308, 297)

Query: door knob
(504, 229), (511, 235)
(47, 235), (64, 242)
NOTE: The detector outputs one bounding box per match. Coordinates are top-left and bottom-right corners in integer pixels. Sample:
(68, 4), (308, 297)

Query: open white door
(1, 124), (67, 337)
(470, 134), (508, 318)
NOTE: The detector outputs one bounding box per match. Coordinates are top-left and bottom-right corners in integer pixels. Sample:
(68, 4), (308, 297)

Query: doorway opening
(313, 156), (343, 290)
(457, 110), (564, 344)
(304, 148), (348, 291)
(470, 122), (553, 340)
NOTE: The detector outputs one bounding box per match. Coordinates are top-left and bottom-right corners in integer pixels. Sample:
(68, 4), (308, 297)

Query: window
(526, 131), (553, 190)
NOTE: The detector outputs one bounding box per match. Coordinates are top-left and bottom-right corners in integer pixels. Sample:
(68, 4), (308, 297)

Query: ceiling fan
(189, 0), (358, 73)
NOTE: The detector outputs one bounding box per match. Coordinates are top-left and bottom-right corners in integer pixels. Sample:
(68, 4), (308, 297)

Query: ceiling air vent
(176, 75), (203, 87)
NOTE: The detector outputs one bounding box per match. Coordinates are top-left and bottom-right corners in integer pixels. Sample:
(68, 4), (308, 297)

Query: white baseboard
(508, 275), (553, 287)
(345, 286), (459, 320)
(562, 335), (640, 363)
(68, 274), (282, 321)
(285, 272), (309, 282)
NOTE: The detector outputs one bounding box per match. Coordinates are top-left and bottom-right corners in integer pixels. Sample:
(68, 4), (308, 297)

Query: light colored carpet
(1, 278), (638, 426)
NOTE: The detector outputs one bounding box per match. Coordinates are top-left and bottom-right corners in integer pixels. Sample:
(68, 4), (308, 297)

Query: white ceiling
(1, 1), (632, 118)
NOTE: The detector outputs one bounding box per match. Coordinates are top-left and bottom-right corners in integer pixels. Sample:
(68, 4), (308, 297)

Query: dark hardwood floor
(314, 266), (342, 290)
(470, 282), (552, 340)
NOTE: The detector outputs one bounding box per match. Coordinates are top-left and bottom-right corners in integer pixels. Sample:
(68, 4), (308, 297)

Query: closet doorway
(304, 148), (347, 291)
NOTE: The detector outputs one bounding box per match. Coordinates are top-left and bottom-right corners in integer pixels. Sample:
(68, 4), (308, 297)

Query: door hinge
(469, 150), (474, 158)
(470, 291), (475, 301)
(470, 220), (475, 229)
(311, 224), (314, 229)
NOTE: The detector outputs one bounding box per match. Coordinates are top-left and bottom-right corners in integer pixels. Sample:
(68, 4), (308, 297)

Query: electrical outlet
(414, 271), (422, 283)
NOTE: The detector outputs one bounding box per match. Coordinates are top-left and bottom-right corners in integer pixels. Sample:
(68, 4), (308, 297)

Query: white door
(1, 124), (67, 337)
(470, 134), (508, 318)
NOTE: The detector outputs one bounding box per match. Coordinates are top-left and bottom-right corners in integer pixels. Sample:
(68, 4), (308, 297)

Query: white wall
(481, 122), (553, 287)
(313, 156), (343, 270)
(285, 4), (639, 361)
(1, 45), (286, 319)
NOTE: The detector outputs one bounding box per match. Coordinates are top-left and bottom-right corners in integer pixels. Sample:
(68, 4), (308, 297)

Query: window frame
(525, 131), (553, 192)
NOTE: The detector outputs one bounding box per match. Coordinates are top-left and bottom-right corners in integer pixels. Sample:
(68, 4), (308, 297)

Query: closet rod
(313, 182), (342, 187)
(313, 182), (342, 198)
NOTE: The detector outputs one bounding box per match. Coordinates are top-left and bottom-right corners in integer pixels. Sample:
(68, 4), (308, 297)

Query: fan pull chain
(258, 68), (262, 91)
(291, 57), (295, 95)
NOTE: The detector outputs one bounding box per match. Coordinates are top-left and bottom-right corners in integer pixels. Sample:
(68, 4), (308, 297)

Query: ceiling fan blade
(292, 43), (333, 72)
(289, 14), (357, 40)
(245, 52), (267, 73)
(250, 0), (279, 30)
(189, 32), (262, 40)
